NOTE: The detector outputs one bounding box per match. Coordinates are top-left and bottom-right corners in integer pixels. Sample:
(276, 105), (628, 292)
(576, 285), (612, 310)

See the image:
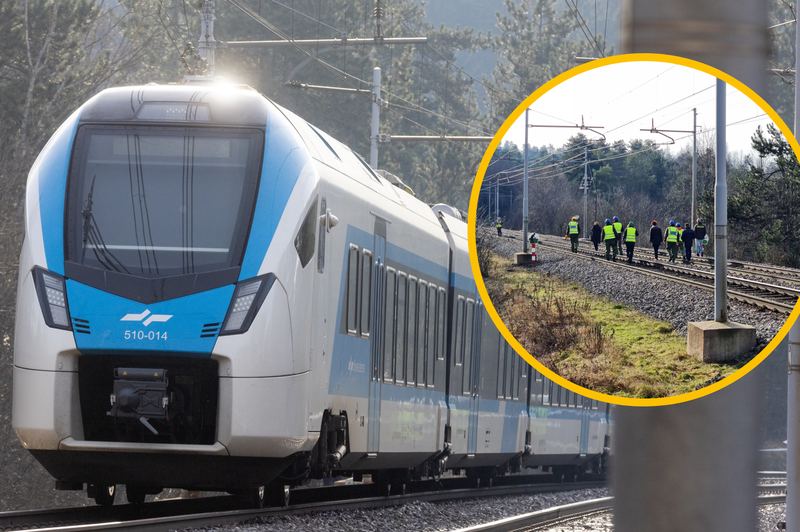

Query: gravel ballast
(490, 236), (787, 356)
(179, 488), (610, 532)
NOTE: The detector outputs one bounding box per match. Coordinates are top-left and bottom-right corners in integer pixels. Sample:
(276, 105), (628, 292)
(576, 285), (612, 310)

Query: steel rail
(0, 480), (606, 532)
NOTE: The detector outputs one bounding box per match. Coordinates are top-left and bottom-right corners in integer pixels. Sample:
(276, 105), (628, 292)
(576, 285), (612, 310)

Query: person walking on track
(496, 217), (502, 237)
(612, 216), (623, 255)
(694, 219), (706, 257)
(624, 222), (639, 263)
(650, 220), (662, 260)
(682, 224), (696, 263)
(591, 221), (602, 251)
(568, 216), (580, 252)
(665, 220), (679, 262)
(676, 223), (685, 260)
(603, 219), (618, 261)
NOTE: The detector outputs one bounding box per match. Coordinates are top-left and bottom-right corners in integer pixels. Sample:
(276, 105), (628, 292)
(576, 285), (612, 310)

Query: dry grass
(484, 255), (745, 398)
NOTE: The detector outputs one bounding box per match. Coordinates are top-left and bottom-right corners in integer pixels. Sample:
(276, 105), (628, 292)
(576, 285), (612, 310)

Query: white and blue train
(12, 82), (611, 506)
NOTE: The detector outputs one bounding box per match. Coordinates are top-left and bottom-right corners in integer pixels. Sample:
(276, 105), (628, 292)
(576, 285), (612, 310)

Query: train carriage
(12, 82), (610, 506)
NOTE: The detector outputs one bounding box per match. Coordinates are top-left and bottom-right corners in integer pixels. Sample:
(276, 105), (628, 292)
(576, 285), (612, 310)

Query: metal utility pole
(714, 80), (728, 323)
(583, 147), (589, 239)
(371, 67), (381, 168)
(692, 108), (697, 228)
(199, 1), (216, 76)
(496, 176), (500, 221)
(787, 5), (800, 528)
(523, 109), (529, 253)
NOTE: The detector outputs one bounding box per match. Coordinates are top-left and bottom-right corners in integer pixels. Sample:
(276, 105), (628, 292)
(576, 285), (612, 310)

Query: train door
(465, 299), (480, 455)
(579, 398), (591, 454)
(367, 224), (387, 453)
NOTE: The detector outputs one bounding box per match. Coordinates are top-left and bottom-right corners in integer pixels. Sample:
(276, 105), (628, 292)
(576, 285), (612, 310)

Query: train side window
(462, 299), (474, 395)
(454, 296), (465, 366)
(417, 282), (427, 387)
(505, 343), (513, 400)
(497, 340), (506, 399)
(562, 388), (570, 408)
(511, 350), (519, 400)
(360, 250), (372, 338)
(396, 273), (407, 384)
(383, 268), (396, 382)
(593, 399), (599, 410)
(406, 277), (417, 386)
(575, 393), (583, 409)
(437, 288), (446, 361)
(428, 284), (437, 384)
(346, 245), (359, 335)
(317, 198), (327, 273)
(294, 199), (317, 268)
(542, 380), (551, 406)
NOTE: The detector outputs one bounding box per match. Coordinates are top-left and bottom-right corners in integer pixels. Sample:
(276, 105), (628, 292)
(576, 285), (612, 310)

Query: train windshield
(66, 126), (263, 278)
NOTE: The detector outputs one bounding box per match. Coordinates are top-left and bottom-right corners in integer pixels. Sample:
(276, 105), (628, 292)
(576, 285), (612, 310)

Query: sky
(502, 61), (782, 159)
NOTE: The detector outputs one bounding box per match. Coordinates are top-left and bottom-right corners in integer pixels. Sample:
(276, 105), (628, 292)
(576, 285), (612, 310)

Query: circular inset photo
(469, 53), (800, 405)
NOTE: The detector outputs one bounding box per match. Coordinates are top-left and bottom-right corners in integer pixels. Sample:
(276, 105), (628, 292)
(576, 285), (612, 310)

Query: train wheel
(125, 485), (147, 505)
(90, 484), (116, 506)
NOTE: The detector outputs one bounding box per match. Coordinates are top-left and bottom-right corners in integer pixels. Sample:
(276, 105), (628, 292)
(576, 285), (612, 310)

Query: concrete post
(370, 67), (381, 169)
(583, 147), (588, 239)
(613, 377), (759, 532)
(788, 319), (800, 532)
(714, 80), (728, 323)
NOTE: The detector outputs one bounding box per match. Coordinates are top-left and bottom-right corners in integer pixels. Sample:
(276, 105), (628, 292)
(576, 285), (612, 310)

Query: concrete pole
(583, 147), (588, 239)
(613, 377), (759, 532)
(522, 109), (529, 253)
(714, 80), (728, 323)
(370, 67), (381, 169)
(692, 108), (697, 228)
(787, 5), (800, 526)
(788, 319), (800, 532)
(198, 1), (216, 76)
(616, 3), (766, 531)
(496, 176), (499, 221)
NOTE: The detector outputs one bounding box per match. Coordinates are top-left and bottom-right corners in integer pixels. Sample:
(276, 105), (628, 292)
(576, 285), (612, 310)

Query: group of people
(582, 216), (708, 264)
(649, 219), (707, 263)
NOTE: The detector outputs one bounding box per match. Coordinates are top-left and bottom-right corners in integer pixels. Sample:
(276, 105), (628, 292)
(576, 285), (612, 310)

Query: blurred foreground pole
(714, 80), (727, 323)
(788, 318), (800, 532)
(618, 0), (767, 529)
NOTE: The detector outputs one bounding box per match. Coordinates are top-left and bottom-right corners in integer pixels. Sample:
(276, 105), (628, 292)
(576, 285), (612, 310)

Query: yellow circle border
(467, 52), (800, 407)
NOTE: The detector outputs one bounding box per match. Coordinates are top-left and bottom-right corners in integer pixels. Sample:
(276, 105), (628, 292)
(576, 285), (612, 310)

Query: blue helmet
(605, 218), (611, 224)
(669, 220), (675, 226)
(613, 216), (619, 221)
(676, 223), (681, 228)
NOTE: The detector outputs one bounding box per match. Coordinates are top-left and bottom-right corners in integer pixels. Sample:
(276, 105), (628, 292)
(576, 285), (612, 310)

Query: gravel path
(178, 488), (610, 532)
(490, 235), (787, 356)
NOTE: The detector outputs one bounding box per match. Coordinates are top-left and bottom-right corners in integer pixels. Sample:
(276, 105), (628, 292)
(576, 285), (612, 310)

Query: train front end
(12, 84), (317, 498)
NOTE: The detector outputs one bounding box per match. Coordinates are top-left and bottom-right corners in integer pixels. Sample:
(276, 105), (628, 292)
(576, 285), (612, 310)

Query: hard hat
(613, 216), (619, 221)
(605, 219), (611, 224)
(628, 222), (634, 227)
(669, 220), (675, 226)
(572, 216), (577, 220)
(676, 223), (681, 227)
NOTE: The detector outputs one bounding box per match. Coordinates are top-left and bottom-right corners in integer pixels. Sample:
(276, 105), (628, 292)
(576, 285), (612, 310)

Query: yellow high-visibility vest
(666, 226), (678, 242)
(625, 227), (637, 242)
(568, 221), (579, 235)
(603, 225), (616, 241)
(613, 221), (622, 235)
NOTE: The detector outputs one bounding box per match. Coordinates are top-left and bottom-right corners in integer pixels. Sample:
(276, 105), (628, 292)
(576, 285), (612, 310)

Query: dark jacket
(650, 225), (663, 245)
(591, 224), (602, 244)
(694, 223), (706, 240)
(682, 227), (696, 244)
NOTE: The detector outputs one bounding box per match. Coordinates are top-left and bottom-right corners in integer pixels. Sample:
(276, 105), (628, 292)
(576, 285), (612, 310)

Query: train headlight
(219, 274), (276, 335)
(33, 267), (72, 330)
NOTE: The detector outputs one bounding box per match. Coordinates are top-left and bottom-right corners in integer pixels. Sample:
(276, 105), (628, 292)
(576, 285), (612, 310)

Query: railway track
(496, 231), (799, 314)
(451, 485), (788, 532)
(0, 478), (606, 532)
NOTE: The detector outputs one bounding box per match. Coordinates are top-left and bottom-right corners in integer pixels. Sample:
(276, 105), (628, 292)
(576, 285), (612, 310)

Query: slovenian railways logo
(121, 309), (173, 327)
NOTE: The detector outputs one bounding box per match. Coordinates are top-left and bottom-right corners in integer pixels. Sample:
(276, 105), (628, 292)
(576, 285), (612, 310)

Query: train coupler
(107, 368), (169, 435)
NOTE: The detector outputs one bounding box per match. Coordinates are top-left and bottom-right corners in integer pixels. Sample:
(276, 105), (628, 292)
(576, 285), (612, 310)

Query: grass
(484, 254), (747, 398)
